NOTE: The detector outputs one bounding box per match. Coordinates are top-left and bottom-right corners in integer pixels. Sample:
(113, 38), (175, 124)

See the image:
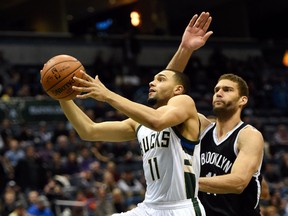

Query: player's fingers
(197, 12), (210, 29)
(188, 14), (198, 27)
(73, 76), (92, 86)
(76, 92), (90, 99)
(80, 70), (94, 82)
(202, 16), (212, 32)
(195, 12), (210, 28)
(194, 12), (206, 28)
(72, 85), (84, 92)
(202, 31), (214, 42)
(72, 86), (93, 93)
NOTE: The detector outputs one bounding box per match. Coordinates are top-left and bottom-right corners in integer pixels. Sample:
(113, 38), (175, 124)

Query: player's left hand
(72, 70), (110, 102)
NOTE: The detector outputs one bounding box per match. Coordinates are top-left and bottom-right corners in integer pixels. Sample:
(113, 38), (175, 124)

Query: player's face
(212, 79), (242, 117)
(147, 70), (177, 107)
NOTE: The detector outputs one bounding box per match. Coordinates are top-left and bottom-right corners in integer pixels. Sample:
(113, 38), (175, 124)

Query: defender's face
(148, 70), (177, 107)
(212, 79), (241, 113)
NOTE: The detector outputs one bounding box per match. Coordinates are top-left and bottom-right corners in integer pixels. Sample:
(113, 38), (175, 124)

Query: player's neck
(215, 115), (242, 139)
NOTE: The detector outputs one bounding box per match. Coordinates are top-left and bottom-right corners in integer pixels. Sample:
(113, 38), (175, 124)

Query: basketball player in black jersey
(167, 19), (265, 215)
(196, 74), (264, 216)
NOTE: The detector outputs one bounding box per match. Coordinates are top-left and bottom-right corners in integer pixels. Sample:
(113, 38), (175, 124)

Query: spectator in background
(37, 141), (55, 169)
(0, 189), (17, 216)
(54, 135), (73, 158)
(91, 141), (111, 165)
(26, 190), (39, 209)
(14, 145), (47, 192)
(4, 181), (27, 207)
(17, 123), (35, 145)
(264, 162), (282, 184)
(124, 140), (142, 166)
(16, 84), (31, 97)
(269, 123), (288, 154)
(106, 161), (120, 182)
(34, 121), (52, 147)
(94, 185), (116, 216)
(89, 161), (104, 183)
(8, 200), (27, 216)
(43, 177), (67, 201)
(77, 146), (97, 172)
(27, 195), (54, 216)
(0, 155), (8, 194)
(261, 205), (280, 216)
(102, 167), (117, 194)
(110, 142), (129, 164)
(67, 128), (82, 147)
(111, 188), (127, 214)
(48, 151), (65, 176)
(51, 121), (69, 143)
(4, 138), (25, 167)
(273, 124), (288, 146)
(279, 152), (288, 178)
(0, 118), (14, 151)
(62, 151), (80, 175)
(1, 86), (14, 102)
(117, 169), (145, 208)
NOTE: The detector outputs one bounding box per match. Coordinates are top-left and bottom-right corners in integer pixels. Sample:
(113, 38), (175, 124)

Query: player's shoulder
(242, 124), (262, 134)
(171, 94), (196, 105)
(239, 124), (264, 141)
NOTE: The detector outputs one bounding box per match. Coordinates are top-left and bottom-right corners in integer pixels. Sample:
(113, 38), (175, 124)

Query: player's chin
(212, 106), (226, 114)
(147, 97), (157, 106)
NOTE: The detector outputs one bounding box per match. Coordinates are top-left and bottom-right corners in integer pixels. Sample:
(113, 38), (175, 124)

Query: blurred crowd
(0, 47), (288, 216)
(0, 117), (145, 216)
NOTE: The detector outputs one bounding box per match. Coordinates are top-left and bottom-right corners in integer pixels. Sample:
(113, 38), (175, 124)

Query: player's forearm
(105, 91), (163, 131)
(166, 46), (194, 72)
(199, 174), (248, 194)
(59, 100), (95, 138)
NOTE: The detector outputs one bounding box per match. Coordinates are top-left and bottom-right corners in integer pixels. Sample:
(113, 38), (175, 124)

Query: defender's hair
(218, 73), (249, 97)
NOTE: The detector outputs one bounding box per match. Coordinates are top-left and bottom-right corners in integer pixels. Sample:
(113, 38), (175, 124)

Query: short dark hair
(218, 73), (249, 97)
(165, 69), (191, 94)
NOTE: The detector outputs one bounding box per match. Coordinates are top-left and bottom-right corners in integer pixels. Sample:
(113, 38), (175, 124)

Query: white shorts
(112, 198), (206, 216)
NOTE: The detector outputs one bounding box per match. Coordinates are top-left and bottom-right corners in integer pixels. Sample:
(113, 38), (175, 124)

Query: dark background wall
(1, 0), (288, 39)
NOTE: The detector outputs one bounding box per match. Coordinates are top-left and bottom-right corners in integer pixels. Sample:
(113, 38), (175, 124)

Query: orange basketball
(40, 54), (85, 100)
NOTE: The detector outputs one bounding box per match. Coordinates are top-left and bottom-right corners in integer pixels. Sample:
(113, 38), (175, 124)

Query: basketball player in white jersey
(58, 12), (213, 216)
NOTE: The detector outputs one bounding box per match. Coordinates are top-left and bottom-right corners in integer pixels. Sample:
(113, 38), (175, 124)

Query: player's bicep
(158, 95), (196, 127)
(88, 118), (137, 142)
(231, 128), (264, 182)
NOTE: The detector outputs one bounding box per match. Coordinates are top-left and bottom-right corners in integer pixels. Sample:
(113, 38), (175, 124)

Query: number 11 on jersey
(148, 157), (160, 181)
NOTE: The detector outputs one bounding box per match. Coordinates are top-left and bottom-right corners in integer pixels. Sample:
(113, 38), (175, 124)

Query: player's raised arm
(59, 100), (137, 142)
(166, 12), (213, 72)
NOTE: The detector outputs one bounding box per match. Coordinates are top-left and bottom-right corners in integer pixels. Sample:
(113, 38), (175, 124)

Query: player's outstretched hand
(181, 12), (213, 51)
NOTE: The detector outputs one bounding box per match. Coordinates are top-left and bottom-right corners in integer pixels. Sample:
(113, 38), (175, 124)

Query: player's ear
(174, 85), (184, 95)
(239, 96), (248, 106)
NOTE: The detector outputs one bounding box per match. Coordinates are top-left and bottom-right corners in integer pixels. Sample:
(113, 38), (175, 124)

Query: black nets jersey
(198, 122), (262, 216)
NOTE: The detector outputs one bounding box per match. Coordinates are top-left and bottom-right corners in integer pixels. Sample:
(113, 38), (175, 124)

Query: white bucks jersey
(136, 125), (201, 203)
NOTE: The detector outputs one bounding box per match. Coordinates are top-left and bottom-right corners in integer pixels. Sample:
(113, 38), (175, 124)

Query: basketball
(40, 54), (85, 100)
